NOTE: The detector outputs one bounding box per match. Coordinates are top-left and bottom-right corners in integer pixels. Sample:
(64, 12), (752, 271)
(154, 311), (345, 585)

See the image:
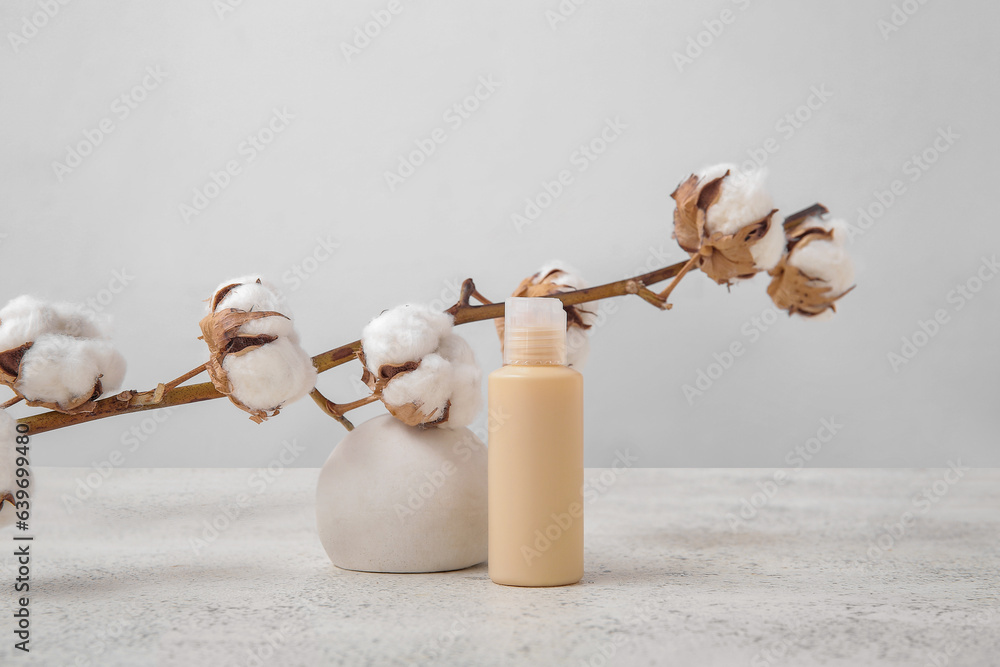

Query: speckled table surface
(1, 467), (997, 666)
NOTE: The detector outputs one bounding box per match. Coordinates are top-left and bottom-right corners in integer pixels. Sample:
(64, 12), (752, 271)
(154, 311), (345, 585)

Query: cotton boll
(381, 353), (454, 423)
(15, 335), (126, 409)
(360, 305), (483, 428)
(699, 164), (775, 237)
(750, 214), (787, 271)
(767, 216), (857, 318)
(361, 304), (454, 373)
(0, 409), (20, 530)
(788, 219), (855, 297)
(0, 296), (126, 412)
(201, 276), (317, 420)
(223, 337), (317, 412)
(375, 332), (483, 429)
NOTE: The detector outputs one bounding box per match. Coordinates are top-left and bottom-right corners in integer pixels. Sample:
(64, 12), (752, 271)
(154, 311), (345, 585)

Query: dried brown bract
(199, 306), (289, 423)
(671, 170), (780, 285)
(767, 220), (855, 317)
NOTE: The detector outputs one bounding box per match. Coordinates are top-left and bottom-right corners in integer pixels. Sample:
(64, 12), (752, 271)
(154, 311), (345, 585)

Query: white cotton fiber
(361, 304), (454, 374)
(789, 218), (855, 297)
(212, 276), (288, 313)
(362, 305), (482, 428)
(0, 295), (125, 409)
(16, 335), (126, 408)
(699, 163), (775, 237)
(209, 277), (317, 412)
(750, 214), (787, 271)
(48, 301), (112, 339)
(382, 353), (454, 424)
(0, 409), (19, 529)
(0, 295), (112, 352)
(223, 338), (317, 412)
(434, 332), (483, 429)
(696, 164), (785, 271)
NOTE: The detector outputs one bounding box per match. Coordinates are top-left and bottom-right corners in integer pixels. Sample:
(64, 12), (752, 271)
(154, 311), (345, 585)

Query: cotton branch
(14, 204), (825, 437)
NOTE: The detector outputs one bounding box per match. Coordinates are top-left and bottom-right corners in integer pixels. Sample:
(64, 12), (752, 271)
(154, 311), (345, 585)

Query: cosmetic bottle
(488, 296), (583, 587)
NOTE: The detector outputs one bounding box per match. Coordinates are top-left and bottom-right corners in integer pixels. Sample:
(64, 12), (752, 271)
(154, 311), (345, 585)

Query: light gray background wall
(1, 0), (996, 468)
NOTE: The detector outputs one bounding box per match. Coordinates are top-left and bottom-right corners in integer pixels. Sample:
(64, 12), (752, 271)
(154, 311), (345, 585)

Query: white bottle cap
(504, 297), (567, 365)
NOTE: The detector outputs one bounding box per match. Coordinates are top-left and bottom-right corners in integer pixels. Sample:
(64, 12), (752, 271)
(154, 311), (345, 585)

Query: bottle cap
(503, 297), (567, 365)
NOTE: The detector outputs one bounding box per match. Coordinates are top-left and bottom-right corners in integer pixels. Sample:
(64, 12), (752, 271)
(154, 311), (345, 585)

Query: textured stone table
(1, 468), (997, 666)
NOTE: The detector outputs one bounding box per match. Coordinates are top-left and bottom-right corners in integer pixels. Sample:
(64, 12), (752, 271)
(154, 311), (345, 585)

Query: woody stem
(655, 253), (701, 304)
(14, 202), (823, 437)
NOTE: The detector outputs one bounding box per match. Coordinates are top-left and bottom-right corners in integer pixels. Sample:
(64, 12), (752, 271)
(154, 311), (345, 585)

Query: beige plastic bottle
(488, 297), (583, 587)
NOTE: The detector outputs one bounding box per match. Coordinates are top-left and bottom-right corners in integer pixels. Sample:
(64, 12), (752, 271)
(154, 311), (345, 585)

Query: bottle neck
(504, 325), (566, 365)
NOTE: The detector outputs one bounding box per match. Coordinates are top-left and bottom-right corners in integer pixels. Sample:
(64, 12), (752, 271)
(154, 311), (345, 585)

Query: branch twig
(15, 204), (823, 436)
(309, 388), (381, 432)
